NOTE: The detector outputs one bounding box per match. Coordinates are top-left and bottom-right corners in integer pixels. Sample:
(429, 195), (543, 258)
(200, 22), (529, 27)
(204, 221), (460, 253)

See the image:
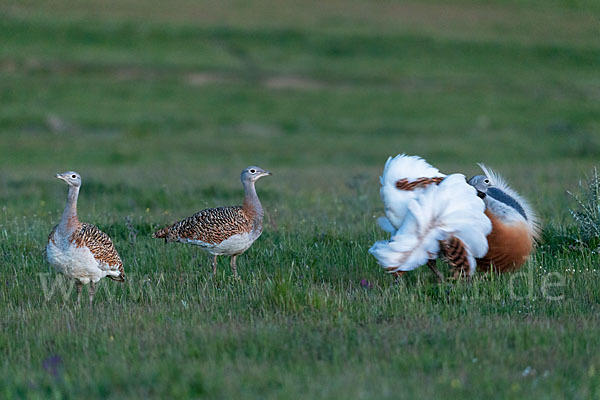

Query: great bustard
(468, 164), (540, 272)
(46, 172), (125, 305)
(152, 166), (271, 278)
(369, 154), (492, 280)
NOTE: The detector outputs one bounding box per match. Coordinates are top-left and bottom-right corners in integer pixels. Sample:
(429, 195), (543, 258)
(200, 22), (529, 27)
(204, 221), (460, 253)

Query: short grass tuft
(568, 167), (600, 249)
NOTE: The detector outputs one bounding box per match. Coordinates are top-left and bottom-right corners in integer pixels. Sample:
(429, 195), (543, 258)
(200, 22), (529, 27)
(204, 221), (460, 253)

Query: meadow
(1, 0), (599, 398)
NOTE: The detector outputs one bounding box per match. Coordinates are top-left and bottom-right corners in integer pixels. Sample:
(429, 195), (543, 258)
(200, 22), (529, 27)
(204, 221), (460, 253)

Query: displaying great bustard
(468, 164), (540, 272)
(153, 166), (271, 278)
(369, 155), (492, 280)
(46, 172), (125, 305)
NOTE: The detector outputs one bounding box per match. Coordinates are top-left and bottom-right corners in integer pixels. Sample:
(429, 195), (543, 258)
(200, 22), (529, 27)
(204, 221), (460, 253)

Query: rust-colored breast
(395, 177), (444, 191)
(477, 210), (533, 273)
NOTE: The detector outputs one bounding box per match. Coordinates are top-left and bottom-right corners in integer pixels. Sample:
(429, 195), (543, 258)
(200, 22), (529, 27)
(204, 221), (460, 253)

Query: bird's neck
(58, 185), (80, 234)
(242, 180), (263, 222)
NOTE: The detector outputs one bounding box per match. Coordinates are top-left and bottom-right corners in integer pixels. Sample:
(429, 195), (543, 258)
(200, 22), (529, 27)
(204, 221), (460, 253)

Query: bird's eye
(71, 175), (76, 179)
(250, 169), (256, 173)
(484, 179), (490, 184)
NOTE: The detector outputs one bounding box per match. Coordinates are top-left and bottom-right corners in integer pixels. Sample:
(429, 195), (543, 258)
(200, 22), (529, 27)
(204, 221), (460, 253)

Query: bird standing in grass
(47, 172), (125, 305)
(370, 155), (492, 280)
(468, 164), (539, 272)
(153, 166), (271, 278)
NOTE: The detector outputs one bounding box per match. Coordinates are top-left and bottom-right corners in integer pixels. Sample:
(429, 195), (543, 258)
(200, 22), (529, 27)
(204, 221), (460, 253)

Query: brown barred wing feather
(70, 223), (125, 281)
(48, 224), (58, 245)
(395, 176), (445, 191)
(441, 236), (470, 279)
(156, 206), (252, 245)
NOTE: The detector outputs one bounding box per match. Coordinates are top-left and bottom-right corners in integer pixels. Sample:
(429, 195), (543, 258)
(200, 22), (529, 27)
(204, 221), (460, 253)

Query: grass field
(1, 0), (600, 398)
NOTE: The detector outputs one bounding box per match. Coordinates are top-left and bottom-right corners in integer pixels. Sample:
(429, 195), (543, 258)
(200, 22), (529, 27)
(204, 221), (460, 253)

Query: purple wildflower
(360, 279), (373, 289)
(42, 355), (63, 379)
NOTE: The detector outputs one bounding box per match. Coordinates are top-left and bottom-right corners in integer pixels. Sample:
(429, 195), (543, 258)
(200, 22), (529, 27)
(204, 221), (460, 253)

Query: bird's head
(56, 171), (81, 188)
(468, 164), (539, 238)
(467, 175), (491, 199)
(241, 166), (271, 183)
(469, 172), (528, 221)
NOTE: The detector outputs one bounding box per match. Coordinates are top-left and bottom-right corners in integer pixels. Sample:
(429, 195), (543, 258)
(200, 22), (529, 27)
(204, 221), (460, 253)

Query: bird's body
(153, 166), (271, 277)
(46, 172), (124, 304)
(468, 164), (539, 272)
(47, 223), (124, 284)
(370, 155), (492, 279)
(154, 206), (261, 256)
(478, 210), (533, 272)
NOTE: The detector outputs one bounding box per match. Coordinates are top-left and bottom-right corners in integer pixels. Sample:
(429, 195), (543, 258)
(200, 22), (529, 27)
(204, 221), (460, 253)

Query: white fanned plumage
(378, 154), (445, 231)
(370, 155), (492, 276)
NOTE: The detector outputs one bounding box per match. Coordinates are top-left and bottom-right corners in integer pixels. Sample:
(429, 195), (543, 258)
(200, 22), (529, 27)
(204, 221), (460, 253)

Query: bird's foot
(449, 268), (472, 283)
(427, 260), (445, 283)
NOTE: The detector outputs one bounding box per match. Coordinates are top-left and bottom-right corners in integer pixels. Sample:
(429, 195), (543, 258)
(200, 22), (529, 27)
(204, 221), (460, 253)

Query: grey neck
(58, 185), (80, 234)
(242, 179), (263, 221)
(486, 187), (527, 221)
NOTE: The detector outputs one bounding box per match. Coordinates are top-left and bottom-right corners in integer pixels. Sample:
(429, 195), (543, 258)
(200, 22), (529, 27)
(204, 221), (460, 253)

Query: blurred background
(1, 0), (599, 225)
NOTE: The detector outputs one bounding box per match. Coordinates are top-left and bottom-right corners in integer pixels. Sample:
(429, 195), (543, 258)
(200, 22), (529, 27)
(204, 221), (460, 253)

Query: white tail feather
(370, 171), (492, 274)
(379, 154), (446, 230)
(377, 217), (395, 234)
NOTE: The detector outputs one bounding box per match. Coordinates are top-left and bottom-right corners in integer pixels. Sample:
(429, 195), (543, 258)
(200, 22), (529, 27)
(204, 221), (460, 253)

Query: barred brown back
(70, 223), (124, 278)
(395, 177), (444, 191)
(154, 206), (252, 245)
(441, 236), (470, 278)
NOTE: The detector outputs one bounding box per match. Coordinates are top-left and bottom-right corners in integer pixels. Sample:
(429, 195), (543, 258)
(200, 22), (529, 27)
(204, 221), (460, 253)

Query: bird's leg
(89, 281), (96, 306)
(75, 280), (83, 306)
(212, 255), (218, 276)
(452, 268), (466, 280)
(427, 260), (444, 283)
(450, 264), (472, 283)
(392, 270), (405, 284)
(231, 255), (238, 279)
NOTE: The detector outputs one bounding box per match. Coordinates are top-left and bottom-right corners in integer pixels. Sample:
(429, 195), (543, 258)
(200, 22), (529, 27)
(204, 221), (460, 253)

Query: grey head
(468, 174), (528, 221)
(241, 166), (271, 184)
(56, 171), (82, 187)
(468, 175), (490, 199)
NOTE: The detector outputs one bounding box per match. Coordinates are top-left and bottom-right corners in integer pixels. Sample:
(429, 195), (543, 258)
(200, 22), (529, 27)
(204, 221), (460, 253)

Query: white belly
(46, 240), (107, 284)
(180, 231), (260, 256)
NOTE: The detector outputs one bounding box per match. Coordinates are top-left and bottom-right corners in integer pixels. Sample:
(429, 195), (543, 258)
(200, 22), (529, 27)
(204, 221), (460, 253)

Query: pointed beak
(56, 173), (66, 181)
(264, 171), (272, 176)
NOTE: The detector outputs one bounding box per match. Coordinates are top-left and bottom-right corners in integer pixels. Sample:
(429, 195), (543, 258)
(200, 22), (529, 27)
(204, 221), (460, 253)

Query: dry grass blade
(567, 167), (600, 247)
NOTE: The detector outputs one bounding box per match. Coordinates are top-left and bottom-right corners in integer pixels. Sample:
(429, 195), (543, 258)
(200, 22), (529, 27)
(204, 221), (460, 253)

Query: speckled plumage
(153, 206), (253, 245)
(152, 166), (271, 277)
(47, 222), (124, 281)
(71, 223), (124, 278)
(46, 171), (125, 304)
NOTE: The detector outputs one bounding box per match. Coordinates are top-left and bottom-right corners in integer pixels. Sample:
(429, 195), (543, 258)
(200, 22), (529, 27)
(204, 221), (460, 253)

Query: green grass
(1, 0), (599, 398)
